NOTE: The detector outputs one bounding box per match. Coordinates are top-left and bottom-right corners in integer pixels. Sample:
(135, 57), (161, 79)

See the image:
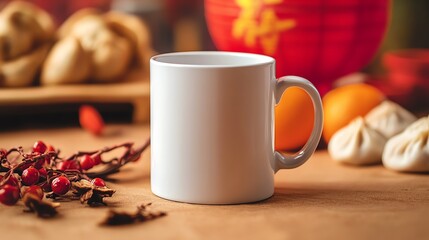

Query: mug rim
(150, 51), (275, 68)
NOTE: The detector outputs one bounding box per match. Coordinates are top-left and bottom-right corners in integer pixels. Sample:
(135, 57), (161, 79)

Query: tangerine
(275, 87), (314, 150)
(322, 83), (385, 142)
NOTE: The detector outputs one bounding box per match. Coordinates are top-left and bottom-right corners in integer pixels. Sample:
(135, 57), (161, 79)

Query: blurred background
(1, 0), (422, 74)
(0, 0), (428, 130)
(0, 0), (424, 71)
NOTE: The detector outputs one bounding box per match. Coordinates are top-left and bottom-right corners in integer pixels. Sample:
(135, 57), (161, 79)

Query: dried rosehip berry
(21, 166), (39, 186)
(92, 154), (102, 165)
(33, 140), (47, 154)
(79, 155), (95, 170)
(91, 178), (106, 187)
(24, 185), (44, 200)
(51, 176), (70, 195)
(0, 184), (20, 206)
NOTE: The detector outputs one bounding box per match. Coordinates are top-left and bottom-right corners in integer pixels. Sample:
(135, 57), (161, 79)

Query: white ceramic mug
(150, 51), (323, 204)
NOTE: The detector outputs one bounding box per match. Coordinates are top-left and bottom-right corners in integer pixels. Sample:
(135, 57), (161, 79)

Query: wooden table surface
(0, 124), (428, 240)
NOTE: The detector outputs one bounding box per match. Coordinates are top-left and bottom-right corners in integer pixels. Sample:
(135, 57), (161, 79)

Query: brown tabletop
(0, 124), (428, 240)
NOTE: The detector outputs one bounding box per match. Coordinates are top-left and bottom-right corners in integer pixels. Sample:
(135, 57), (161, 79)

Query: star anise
(72, 179), (115, 206)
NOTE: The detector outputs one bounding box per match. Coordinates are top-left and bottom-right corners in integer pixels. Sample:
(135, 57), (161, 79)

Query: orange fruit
(275, 87), (314, 150)
(322, 83), (385, 142)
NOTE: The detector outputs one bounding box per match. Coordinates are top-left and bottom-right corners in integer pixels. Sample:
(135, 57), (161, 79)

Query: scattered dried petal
(79, 105), (105, 136)
(102, 210), (136, 225)
(93, 186), (116, 197)
(80, 189), (94, 203)
(23, 194), (60, 218)
(101, 203), (166, 226)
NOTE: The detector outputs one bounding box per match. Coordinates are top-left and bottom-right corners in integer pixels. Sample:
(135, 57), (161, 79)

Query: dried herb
(23, 194), (60, 218)
(101, 203), (167, 226)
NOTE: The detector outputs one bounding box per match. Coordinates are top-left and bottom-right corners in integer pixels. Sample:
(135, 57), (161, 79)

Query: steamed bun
(382, 116), (429, 172)
(365, 101), (417, 138)
(328, 117), (387, 165)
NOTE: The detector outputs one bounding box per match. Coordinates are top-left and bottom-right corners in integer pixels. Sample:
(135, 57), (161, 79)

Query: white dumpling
(382, 116), (429, 172)
(328, 117), (387, 165)
(365, 101), (417, 138)
(401, 116), (429, 135)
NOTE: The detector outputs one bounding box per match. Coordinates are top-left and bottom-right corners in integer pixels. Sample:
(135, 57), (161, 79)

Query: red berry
(56, 161), (70, 171)
(79, 155), (94, 170)
(46, 145), (55, 152)
(1, 174), (20, 187)
(38, 168), (47, 177)
(91, 178), (106, 187)
(24, 185), (44, 200)
(44, 145), (55, 165)
(0, 184), (20, 206)
(34, 158), (46, 169)
(21, 166), (39, 186)
(51, 176), (70, 195)
(68, 161), (80, 170)
(57, 160), (80, 171)
(33, 141), (47, 154)
(92, 154), (102, 165)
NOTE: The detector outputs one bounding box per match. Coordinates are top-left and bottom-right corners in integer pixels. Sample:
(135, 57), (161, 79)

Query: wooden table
(0, 124), (428, 240)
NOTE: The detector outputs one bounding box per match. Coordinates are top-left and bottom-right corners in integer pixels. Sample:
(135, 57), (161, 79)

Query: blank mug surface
(150, 52), (323, 204)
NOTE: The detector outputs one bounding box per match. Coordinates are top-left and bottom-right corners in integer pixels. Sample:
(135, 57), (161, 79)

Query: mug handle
(272, 76), (324, 172)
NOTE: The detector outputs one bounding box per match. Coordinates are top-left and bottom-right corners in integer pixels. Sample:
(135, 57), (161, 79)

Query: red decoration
(79, 105), (105, 136)
(383, 49), (429, 92)
(205, 0), (389, 94)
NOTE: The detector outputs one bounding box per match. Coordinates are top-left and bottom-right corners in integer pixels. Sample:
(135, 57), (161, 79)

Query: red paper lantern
(205, 0), (390, 94)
